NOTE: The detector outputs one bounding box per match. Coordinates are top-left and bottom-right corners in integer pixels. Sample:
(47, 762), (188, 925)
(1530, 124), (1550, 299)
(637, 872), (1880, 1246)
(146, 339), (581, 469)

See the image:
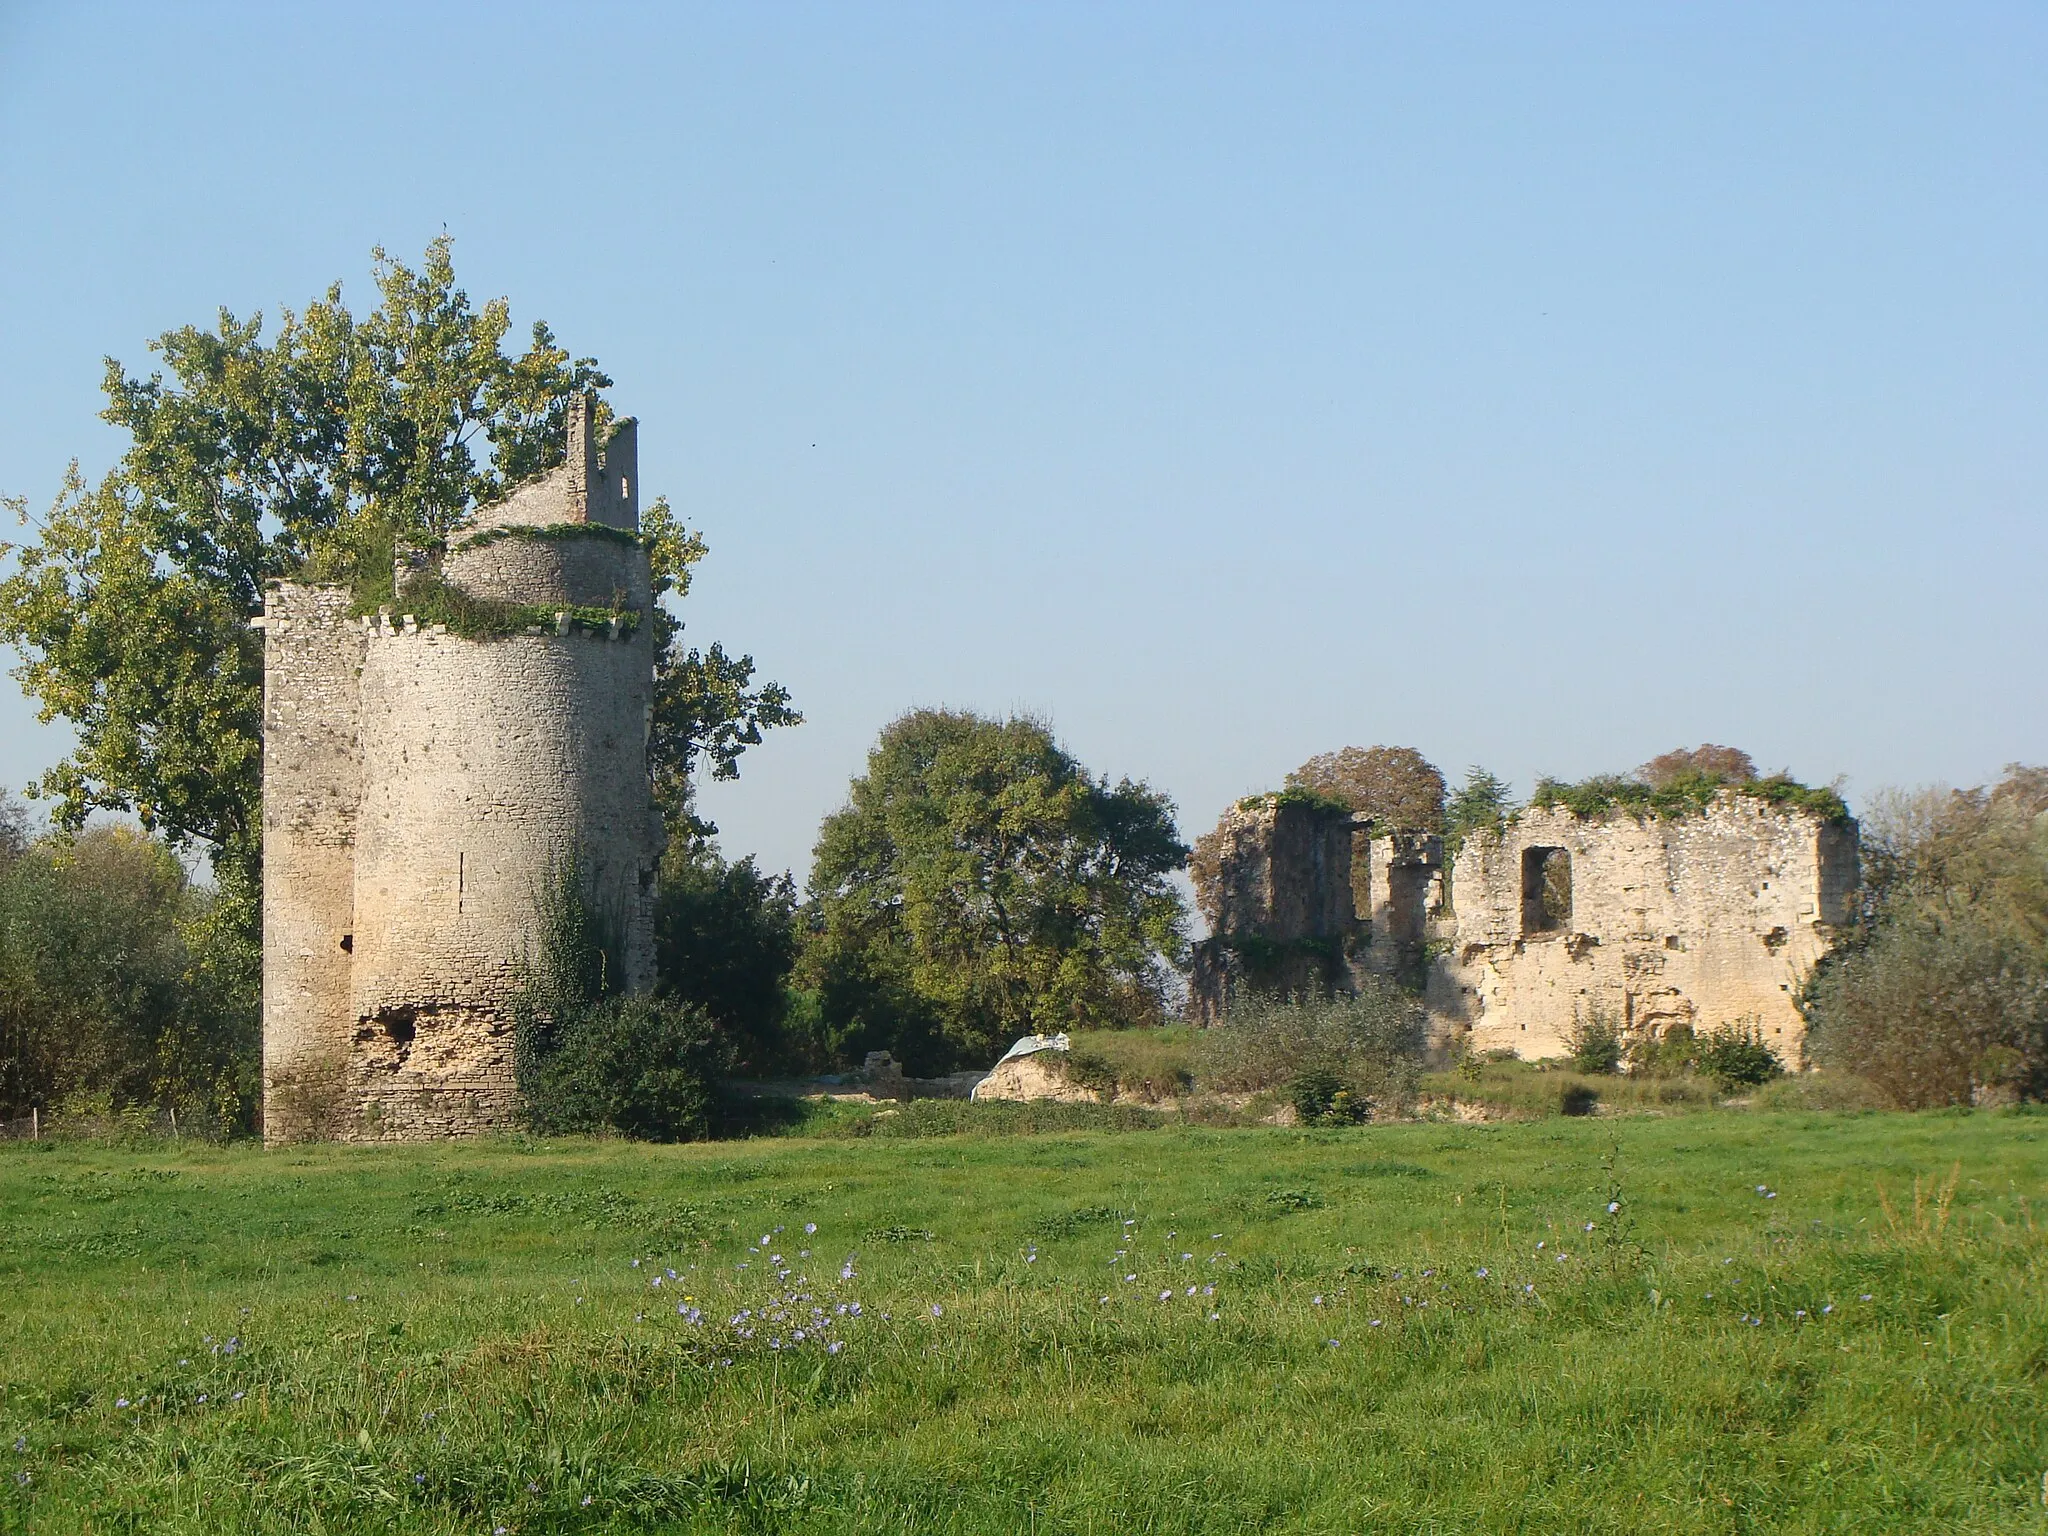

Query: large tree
(0, 238), (796, 889)
(799, 709), (1189, 1071)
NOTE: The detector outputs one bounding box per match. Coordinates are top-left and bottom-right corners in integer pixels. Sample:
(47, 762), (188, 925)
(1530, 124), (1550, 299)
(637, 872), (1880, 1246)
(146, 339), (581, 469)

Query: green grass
(1422, 1058), (1722, 1118)
(3, 1111), (2046, 1533)
(1060, 1027), (1199, 1101)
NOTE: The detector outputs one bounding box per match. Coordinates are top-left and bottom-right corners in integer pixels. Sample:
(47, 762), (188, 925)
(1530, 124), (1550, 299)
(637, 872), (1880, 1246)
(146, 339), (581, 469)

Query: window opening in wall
(1522, 846), (1572, 934)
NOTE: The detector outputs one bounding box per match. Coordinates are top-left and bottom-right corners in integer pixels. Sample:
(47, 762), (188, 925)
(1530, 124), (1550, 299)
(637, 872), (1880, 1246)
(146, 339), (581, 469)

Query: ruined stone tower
(260, 398), (662, 1142)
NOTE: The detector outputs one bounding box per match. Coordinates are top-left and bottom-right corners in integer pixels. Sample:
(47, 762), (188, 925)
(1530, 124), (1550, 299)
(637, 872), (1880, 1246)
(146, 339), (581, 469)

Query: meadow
(2, 1108), (2044, 1534)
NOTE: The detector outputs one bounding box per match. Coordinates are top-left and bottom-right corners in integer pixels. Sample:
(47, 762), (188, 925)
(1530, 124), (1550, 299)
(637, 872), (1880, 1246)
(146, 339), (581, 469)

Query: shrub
(1807, 904), (2047, 1108)
(519, 996), (728, 1141)
(1290, 1065), (1369, 1124)
(1624, 1022), (1697, 1079)
(1693, 1025), (1784, 1091)
(0, 816), (258, 1128)
(1566, 1014), (1622, 1075)
(1804, 767), (2048, 1107)
(1558, 1082), (1600, 1116)
(1058, 1027), (1196, 1101)
(514, 854), (727, 1141)
(1285, 746), (1446, 831)
(1197, 981), (1427, 1115)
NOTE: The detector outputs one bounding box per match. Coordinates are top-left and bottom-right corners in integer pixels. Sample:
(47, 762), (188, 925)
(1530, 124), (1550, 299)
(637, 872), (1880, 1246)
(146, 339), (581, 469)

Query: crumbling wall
(1355, 831), (1443, 982)
(1437, 797), (1857, 1063)
(1188, 797), (1357, 1024)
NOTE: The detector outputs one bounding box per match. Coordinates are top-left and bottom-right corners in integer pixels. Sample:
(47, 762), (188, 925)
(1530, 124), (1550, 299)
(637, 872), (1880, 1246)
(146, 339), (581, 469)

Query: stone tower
(260, 397), (663, 1142)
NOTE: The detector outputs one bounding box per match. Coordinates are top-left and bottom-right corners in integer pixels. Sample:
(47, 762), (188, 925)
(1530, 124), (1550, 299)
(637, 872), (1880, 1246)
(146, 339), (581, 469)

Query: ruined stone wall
(1355, 831), (1442, 980)
(1189, 798), (1357, 1024)
(442, 530), (652, 610)
(485, 399), (637, 531)
(260, 584), (367, 1141)
(1437, 797), (1858, 1063)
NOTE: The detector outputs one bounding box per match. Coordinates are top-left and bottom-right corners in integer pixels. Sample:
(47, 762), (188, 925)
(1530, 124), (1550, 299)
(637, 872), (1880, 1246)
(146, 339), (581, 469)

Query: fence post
(169, 1106), (177, 1137)
(31, 1107), (38, 1140)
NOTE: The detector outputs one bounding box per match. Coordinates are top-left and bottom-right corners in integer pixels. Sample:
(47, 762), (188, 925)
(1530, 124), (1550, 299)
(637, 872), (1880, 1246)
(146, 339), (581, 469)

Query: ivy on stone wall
(449, 522), (647, 554)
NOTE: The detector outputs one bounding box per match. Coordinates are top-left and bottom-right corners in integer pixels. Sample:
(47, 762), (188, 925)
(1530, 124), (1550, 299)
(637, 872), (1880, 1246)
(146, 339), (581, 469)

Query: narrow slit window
(1521, 847), (1572, 934)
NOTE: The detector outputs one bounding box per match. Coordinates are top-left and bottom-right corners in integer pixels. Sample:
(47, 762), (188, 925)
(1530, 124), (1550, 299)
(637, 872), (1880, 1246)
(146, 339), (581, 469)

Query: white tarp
(993, 1031), (1070, 1065)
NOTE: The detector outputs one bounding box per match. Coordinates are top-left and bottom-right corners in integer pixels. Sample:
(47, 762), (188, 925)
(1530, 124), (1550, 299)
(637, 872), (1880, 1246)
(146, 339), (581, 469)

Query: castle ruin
(260, 398), (662, 1142)
(1192, 785), (1858, 1063)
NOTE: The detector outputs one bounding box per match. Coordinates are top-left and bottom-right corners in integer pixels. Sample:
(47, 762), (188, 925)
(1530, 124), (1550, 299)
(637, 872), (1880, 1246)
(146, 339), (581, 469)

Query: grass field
(2, 1109), (2045, 1534)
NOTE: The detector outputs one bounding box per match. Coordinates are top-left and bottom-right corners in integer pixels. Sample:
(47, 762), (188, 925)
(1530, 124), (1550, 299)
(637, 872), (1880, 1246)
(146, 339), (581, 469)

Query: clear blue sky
(1, 2), (2043, 881)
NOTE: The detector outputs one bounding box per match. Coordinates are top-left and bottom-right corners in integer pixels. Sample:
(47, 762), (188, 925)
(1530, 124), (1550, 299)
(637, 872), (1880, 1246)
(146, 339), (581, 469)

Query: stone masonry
(1192, 786), (1858, 1065)
(1436, 798), (1857, 1063)
(1188, 796), (1359, 1024)
(261, 397), (662, 1142)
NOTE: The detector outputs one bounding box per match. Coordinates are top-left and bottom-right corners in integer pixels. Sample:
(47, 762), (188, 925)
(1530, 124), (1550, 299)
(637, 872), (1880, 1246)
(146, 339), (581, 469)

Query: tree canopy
(0, 809), (256, 1125)
(799, 710), (1189, 1071)
(0, 238), (796, 882)
(1285, 746), (1446, 831)
(1638, 744), (1757, 787)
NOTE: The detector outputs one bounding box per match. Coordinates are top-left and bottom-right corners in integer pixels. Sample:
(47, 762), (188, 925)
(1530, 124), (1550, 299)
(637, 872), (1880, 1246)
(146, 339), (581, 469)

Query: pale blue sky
(1, 3), (2043, 881)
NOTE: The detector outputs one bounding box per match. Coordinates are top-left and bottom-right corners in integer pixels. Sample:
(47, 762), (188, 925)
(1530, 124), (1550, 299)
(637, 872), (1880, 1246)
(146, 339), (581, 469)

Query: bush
(1807, 904), (2046, 1108)
(519, 996), (728, 1141)
(1694, 1025), (1784, 1091)
(514, 855), (728, 1141)
(1197, 981), (1427, 1115)
(1624, 1022), (1697, 1079)
(1290, 1065), (1370, 1124)
(1803, 767), (2048, 1107)
(1558, 1083), (1600, 1116)
(1566, 1014), (1622, 1075)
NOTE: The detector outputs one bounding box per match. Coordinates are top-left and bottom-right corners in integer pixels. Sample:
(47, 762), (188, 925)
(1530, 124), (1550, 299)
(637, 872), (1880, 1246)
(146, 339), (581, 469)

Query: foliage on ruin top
(1527, 769), (1849, 825)
(452, 520), (649, 553)
(1235, 787), (1354, 817)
